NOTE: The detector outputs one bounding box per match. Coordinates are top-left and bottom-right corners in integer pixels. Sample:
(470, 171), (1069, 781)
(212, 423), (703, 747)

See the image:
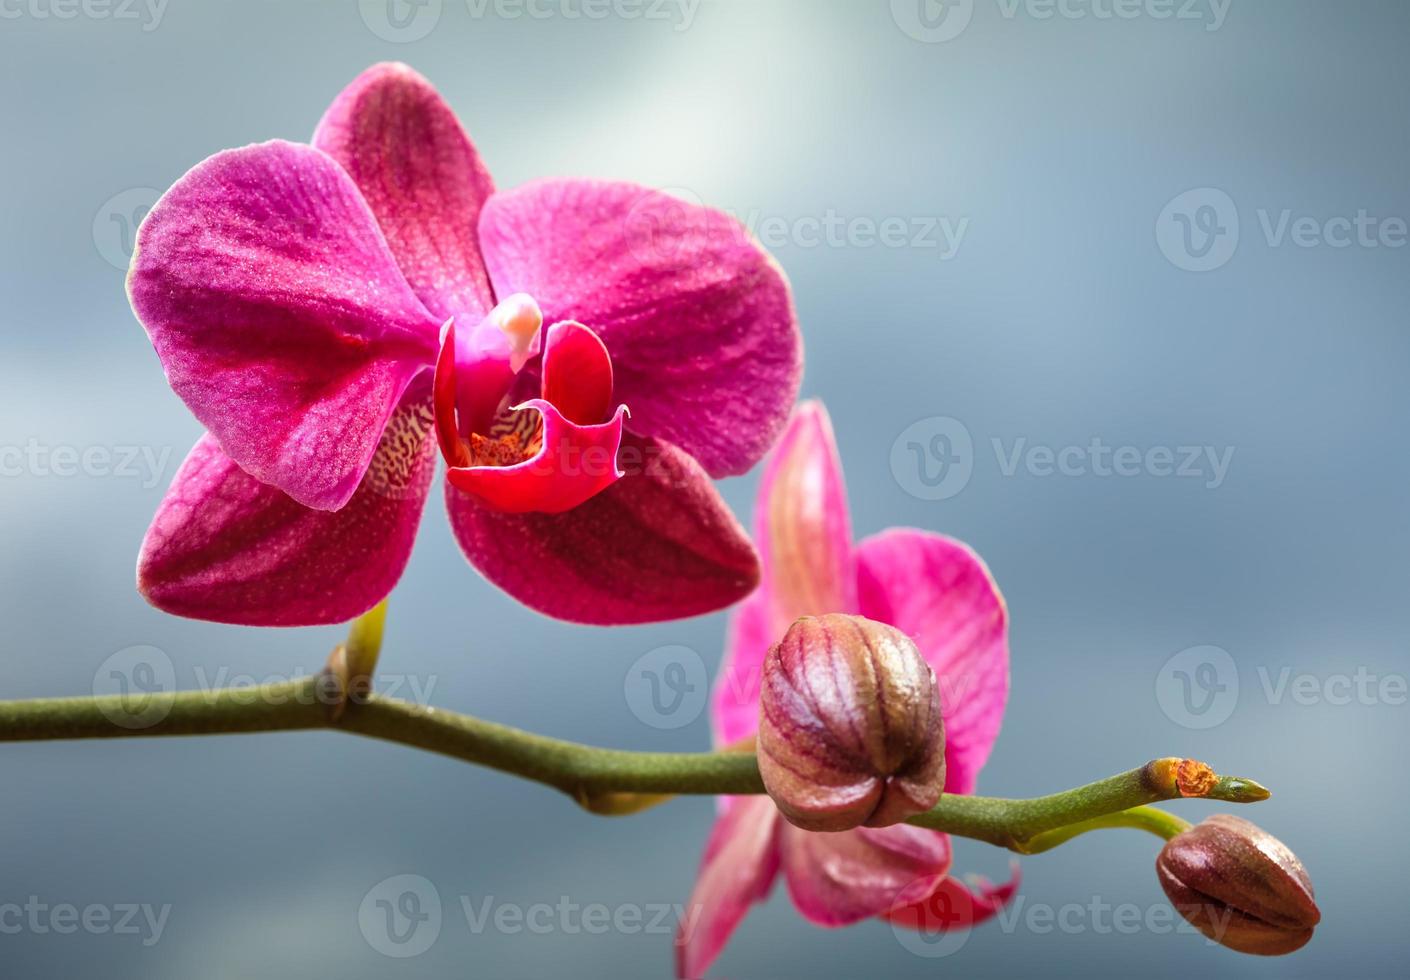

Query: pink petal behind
(883, 862), (1022, 932)
(314, 62), (497, 322)
(138, 393), (437, 626)
(779, 823), (952, 927)
(676, 796), (781, 980)
(753, 401), (856, 628)
(127, 139), (441, 511)
(710, 591), (772, 747)
(854, 529), (1009, 796)
(479, 179), (801, 478)
(710, 402), (855, 748)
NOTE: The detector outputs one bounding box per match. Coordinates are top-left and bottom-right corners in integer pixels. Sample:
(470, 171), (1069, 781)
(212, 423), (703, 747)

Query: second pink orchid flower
(677, 401), (1019, 978)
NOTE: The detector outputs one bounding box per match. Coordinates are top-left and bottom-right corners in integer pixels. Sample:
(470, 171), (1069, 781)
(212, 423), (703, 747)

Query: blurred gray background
(2, 0), (1407, 976)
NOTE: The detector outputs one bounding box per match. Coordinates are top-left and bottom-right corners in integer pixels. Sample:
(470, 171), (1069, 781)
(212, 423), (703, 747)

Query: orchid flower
(128, 63), (801, 627)
(677, 401), (1018, 977)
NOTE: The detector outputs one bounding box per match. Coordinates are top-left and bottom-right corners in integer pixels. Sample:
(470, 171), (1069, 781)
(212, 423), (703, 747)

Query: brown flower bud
(1157, 814), (1320, 955)
(757, 614), (945, 832)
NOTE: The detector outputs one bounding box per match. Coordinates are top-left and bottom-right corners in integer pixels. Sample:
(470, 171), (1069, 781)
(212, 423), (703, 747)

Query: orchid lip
(433, 300), (629, 514)
(445, 400), (630, 515)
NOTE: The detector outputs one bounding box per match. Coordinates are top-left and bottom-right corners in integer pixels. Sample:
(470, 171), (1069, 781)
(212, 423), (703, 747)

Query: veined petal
(137, 392), (436, 626)
(883, 863), (1022, 932)
(314, 62), (497, 322)
(479, 179), (801, 478)
(445, 400), (628, 515)
(854, 530), (1009, 796)
(675, 796), (780, 980)
(754, 401), (856, 629)
(779, 823), (952, 927)
(127, 139), (441, 511)
(710, 402), (854, 748)
(445, 433), (760, 624)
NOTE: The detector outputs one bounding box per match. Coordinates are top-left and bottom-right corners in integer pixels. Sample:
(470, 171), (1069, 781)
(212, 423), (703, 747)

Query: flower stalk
(0, 679), (1265, 854)
(321, 598), (389, 721)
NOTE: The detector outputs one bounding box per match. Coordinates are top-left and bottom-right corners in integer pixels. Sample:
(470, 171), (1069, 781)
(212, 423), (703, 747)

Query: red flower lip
(434, 307), (629, 516)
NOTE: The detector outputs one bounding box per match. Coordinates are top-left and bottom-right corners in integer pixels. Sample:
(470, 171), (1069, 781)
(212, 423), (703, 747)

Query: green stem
(342, 599), (388, 686)
(1020, 806), (1193, 854)
(341, 695), (765, 799)
(906, 757), (1265, 851)
(323, 600), (390, 721)
(0, 680), (1260, 851)
(0, 680), (764, 795)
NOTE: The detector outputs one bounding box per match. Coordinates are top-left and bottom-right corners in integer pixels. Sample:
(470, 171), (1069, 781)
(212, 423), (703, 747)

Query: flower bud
(757, 614), (944, 832)
(1157, 814), (1320, 955)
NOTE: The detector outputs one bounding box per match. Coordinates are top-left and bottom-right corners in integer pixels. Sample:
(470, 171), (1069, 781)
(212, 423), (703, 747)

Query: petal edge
(446, 433), (759, 624)
(138, 393), (436, 626)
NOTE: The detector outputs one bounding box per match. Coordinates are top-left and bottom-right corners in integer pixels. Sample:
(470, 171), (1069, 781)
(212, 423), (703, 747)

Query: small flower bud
(757, 614), (945, 832)
(1157, 814), (1320, 955)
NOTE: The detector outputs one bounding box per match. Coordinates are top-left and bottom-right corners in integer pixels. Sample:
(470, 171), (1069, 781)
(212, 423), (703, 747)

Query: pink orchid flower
(129, 63), (801, 627)
(677, 401), (1018, 978)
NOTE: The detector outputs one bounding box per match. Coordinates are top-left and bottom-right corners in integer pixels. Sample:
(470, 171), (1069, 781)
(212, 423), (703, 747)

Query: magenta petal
(314, 62), (497, 322)
(854, 530), (1009, 796)
(753, 400), (857, 629)
(779, 823), (952, 927)
(676, 796), (780, 980)
(479, 179), (801, 478)
(137, 394), (436, 626)
(710, 402), (855, 748)
(445, 434), (760, 624)
(445, 400), (627, 515)
(883, 862), (1022, 932)
(128, 139), (441, 511)
(711, 591), (772, 747)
